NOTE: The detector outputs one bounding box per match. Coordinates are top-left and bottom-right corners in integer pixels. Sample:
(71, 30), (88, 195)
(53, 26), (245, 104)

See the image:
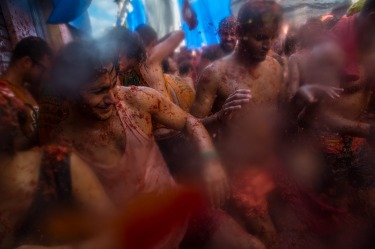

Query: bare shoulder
(210, 56), (232, 72)
(264, 56), (283, 74)
(265, 55), (282, 67)
(120, 85), (163, 110)
(198, 58), (226, 85)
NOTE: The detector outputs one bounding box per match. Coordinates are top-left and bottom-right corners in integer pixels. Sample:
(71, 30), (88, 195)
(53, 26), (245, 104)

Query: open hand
(298, 84), (343, 103)
(217, 89), (251, 123)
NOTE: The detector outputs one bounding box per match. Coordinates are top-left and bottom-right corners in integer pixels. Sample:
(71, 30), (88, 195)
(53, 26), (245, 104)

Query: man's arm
(190, 65), (219, 118)
(190, 65), (222, 132)
(289, 84), (343, 119)
(190, 65), (251, 131)
(148, 31), (185, 64)
(317, 109), (371, 137)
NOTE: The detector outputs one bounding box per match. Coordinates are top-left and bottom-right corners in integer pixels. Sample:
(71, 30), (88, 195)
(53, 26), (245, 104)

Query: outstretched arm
(317, 109), (371, 137)
(289, 84), (343, 119)
(148, 31), (185, 64)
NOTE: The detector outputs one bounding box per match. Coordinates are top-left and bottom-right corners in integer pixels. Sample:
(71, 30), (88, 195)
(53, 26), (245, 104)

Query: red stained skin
(119, 188), (205, 249)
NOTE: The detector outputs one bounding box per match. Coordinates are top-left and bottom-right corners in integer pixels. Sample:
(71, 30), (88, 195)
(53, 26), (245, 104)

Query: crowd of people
(1, 0), (375, 248)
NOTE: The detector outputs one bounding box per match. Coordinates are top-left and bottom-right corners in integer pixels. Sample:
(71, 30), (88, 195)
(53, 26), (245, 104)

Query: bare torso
(308, 65), (371, 131)
(208, 55), (284, 164)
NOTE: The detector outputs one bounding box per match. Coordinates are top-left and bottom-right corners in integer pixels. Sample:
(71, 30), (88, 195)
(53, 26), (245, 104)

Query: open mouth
(224, 41), (235, 46)
(97, 105), (113, 113)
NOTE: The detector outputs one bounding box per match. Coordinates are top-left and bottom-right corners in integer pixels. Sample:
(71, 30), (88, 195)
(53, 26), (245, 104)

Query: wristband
(201, 151), (219, 160)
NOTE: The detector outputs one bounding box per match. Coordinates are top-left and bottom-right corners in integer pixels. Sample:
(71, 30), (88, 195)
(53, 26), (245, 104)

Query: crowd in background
(1, 0), (375, 249)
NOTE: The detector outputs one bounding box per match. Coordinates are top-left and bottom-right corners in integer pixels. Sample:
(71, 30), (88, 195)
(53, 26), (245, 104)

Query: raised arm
(147, 31), (185, 64)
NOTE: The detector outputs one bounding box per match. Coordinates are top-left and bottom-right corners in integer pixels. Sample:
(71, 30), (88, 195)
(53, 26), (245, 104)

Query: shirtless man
(275, 3), (375, 245)
(190, 1), (284, 246)
(299, 0), (375, 219)
(197, 16), (238, 77)
(0, 37), (52, 149)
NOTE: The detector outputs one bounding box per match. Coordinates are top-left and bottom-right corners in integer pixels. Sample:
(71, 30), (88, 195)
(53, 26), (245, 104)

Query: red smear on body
(118, 188), (205, 249)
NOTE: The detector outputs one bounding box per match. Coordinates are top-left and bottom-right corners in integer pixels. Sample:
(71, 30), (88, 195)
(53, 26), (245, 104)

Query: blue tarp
(125, 0), (232, 49)
(177, 0), (231, 49)
(48, 0), (92, 35)
(125, 0), (148, 30)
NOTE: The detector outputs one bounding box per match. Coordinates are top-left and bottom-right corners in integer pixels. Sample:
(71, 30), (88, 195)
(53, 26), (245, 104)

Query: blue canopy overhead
(125, 0), (232, 49)
(126, 0), (148, 30)
(47, 0), (92, 35)
(177, 0), (231, 49)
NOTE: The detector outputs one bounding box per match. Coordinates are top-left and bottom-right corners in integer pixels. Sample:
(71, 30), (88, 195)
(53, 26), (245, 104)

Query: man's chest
(217, 70), (281, 104)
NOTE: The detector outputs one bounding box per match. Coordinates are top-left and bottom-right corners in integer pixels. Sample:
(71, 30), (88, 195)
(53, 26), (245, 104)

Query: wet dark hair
(102, 27), (146, 64)
(237, 0), (283, 33)
(218, 16), (238, 34)
(135, 24), (158, 47)
(178, 60), (193, 76)
(49, 41), (109, 98)
(10, 36), (52, 65)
